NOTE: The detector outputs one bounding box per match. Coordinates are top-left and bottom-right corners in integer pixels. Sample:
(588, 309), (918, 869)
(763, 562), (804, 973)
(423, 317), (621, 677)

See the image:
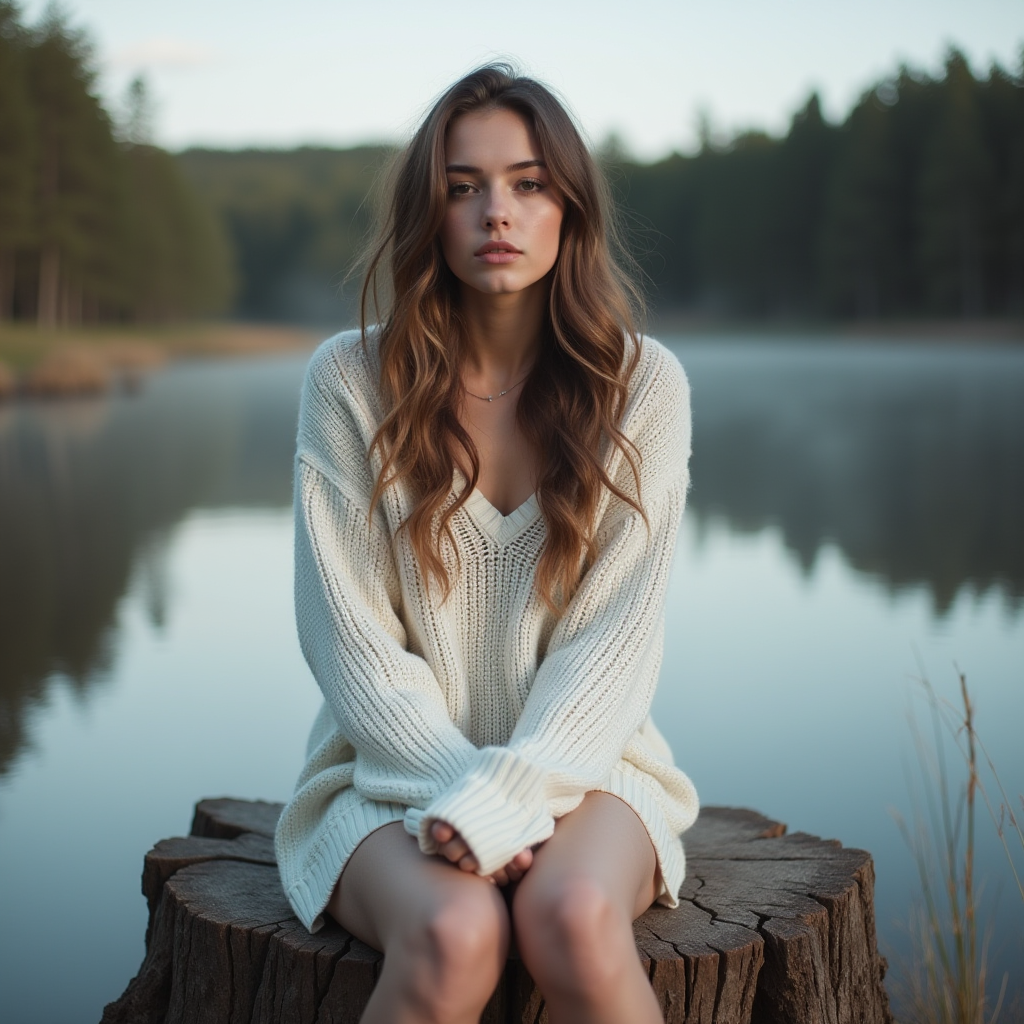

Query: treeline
(0, 2), (233, 326)
(178, 50), (1023, 324)
(615, 51), (1024, 319)
(5, 2), (1013, 328)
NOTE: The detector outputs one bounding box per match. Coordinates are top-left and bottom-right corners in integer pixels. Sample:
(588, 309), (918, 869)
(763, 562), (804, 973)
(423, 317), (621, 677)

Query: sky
(23, 0), (1024, 160)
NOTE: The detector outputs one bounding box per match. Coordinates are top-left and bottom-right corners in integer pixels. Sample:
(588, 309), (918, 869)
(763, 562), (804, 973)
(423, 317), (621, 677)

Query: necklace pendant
(486, 395), (494, 402)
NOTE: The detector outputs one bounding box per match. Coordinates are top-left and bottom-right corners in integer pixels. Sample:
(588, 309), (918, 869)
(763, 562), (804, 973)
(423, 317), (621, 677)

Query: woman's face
(440, 107), (564, 299)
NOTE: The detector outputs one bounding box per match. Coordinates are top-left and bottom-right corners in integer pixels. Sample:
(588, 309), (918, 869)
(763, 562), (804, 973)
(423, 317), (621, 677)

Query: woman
(274, 64), (698, 1024)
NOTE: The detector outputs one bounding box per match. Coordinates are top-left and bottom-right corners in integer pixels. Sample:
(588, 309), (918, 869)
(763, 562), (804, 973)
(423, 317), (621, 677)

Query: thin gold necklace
(463, 370), (531, 402)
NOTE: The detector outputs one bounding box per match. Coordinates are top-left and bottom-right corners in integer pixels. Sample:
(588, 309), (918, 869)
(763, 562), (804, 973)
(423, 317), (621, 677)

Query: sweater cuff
(409, 747), (555, 875)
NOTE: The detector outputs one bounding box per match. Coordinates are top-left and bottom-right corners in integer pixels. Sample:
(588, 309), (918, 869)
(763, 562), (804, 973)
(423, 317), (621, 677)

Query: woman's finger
(439, 836), (470, 863)
(431, 821), (454, 844)
(513, 848), (533, 871)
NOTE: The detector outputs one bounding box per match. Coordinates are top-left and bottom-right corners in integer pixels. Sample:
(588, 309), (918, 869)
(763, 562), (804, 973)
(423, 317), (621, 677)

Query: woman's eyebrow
(444, 159), (547, 174)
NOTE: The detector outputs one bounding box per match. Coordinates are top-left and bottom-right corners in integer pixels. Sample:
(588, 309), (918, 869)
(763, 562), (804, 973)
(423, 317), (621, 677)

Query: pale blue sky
(27, 0), (1024, 158)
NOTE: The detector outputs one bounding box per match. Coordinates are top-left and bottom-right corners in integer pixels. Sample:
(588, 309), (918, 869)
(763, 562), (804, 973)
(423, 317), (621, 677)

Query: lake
(0, 336), (1021, 1022)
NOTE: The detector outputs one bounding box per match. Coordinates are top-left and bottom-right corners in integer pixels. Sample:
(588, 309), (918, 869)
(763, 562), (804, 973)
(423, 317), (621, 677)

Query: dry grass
(0, 322), (320, 398)
(892, 671), (1023, 1024)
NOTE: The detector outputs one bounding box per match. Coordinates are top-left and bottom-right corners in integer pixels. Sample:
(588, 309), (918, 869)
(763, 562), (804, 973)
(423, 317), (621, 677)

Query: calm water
(0, 339), (1022, 1022)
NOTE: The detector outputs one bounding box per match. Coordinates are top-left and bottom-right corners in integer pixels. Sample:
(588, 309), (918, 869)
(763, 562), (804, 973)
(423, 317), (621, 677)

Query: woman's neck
(458, 284), (546, 387)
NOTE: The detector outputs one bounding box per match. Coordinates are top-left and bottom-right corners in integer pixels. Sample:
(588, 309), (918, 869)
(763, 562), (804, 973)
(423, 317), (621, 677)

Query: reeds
(892, 670), (1023, 1024)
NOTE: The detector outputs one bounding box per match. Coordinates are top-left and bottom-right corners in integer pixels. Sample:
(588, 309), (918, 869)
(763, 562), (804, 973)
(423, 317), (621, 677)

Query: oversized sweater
(274, 328), (699, 933)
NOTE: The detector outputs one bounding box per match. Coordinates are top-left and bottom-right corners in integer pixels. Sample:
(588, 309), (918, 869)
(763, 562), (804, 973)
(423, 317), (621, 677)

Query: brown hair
(362, 63), (645, 611)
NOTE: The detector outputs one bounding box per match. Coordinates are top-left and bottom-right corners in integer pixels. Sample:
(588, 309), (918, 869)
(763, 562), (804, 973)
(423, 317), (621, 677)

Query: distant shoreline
(2, 317), (1022, 400)
(649, 313), (1024, 344)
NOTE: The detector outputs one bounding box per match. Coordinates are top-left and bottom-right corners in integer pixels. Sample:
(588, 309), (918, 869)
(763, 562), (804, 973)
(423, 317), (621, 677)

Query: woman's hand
(430, 820), (533, 886)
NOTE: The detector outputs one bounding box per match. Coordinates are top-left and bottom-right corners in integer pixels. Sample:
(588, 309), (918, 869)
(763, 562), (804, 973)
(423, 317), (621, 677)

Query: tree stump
(101, 799), (892, 1024)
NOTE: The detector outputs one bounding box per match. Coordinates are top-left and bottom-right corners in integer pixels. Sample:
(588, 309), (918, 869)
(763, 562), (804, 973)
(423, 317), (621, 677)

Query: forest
(178, 50), (1024, 324)
(613, 53), (1024, 320)
(0, 2), (233, 325)
(2, 0), (1022, 326)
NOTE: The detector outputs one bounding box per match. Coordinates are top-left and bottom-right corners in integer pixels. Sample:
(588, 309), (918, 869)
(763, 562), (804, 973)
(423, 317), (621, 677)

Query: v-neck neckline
(454, 474), (542, 545)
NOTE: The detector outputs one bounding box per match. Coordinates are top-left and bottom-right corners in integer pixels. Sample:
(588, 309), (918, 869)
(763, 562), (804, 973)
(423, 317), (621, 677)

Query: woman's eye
(518, 179), (544, 193)
(448, 182), (474, 196)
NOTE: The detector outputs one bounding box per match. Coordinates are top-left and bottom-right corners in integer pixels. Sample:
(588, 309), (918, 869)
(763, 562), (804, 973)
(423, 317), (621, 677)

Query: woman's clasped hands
(429, 820), (534, 886)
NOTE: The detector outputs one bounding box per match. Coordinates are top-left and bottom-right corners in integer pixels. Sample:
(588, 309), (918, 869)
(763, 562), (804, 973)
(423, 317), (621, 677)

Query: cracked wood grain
(101, 799), (892, 1024)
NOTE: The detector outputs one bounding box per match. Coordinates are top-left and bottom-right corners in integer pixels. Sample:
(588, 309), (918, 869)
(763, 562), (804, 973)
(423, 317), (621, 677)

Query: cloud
(109, 37), (219, 70)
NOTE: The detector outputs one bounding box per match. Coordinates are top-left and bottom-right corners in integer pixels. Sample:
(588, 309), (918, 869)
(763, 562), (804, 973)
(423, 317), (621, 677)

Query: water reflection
(0, 354), (308, 776)
(1, 340), (1021, 778)
(672, 340), (1024, 613)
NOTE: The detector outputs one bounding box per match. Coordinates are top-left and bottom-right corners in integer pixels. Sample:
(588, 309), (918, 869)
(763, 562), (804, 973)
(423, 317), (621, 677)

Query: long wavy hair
(362, 63), (646, 612)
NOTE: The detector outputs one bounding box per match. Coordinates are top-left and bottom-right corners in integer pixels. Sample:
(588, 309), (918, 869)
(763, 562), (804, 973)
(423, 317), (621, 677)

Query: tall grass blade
(891, 670), (1020, 1024)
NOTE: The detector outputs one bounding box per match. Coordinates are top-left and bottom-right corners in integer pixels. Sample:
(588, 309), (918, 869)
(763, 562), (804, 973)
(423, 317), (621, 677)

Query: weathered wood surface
(102, 799), (892, 1024)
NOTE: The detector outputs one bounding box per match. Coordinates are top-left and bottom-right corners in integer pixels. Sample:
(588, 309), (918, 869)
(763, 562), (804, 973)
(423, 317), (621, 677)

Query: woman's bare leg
(512, 792), (664, 1024)
(328, 822), (511, 1024)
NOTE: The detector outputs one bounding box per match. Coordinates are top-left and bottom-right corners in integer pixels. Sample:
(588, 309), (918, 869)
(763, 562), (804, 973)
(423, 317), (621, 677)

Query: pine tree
(819, 84), (904, 316)
(916, 51), (997, 316)
(0, 1), (35, 319)
(975, 53), (1024, 314)
(774, 94), (837, 314)
(118, 74), (154, 147)
(24, 4), (121, 326)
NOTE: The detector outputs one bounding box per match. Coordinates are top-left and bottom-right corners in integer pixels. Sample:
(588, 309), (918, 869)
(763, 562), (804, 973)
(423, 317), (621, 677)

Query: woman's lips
(475, 241), (522, 264)
(477, 251), (520, 264)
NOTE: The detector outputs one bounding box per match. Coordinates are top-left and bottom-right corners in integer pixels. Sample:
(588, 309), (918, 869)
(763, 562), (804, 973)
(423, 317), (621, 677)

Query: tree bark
(37, 242), (60, 328)
(102, 800), (893, 1024)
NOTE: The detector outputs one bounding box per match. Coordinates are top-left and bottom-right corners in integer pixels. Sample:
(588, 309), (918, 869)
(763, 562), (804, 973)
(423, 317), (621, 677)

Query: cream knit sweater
(275, 329), (699, 933)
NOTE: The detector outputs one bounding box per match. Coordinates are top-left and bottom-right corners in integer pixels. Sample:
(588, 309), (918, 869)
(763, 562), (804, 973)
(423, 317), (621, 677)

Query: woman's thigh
(329, 821), (510, 955)
(515, 791), (659, 923)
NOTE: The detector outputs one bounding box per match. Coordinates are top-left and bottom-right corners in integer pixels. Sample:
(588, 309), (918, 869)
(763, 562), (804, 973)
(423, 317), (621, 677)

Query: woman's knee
(419, 887), (510, 970)
(513, 874), (632, 992)
(395, 884), (510, 1014)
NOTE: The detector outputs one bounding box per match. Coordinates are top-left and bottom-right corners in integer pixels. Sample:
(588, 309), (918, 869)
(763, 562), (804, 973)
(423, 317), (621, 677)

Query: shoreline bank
(0, 323), (320, 399)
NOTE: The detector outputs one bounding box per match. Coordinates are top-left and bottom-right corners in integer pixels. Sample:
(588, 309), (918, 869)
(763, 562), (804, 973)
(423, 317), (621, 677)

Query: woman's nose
(482, 190), (511, 229)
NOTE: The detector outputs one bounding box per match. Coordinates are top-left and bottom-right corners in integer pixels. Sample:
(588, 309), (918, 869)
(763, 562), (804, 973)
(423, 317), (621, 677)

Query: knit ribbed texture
(274, 329), (700, 932)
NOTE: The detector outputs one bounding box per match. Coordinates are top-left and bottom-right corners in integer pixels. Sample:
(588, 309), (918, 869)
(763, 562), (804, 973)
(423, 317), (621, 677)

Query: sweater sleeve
(410, 344), (691, 875)
(294, 341), (478, 808)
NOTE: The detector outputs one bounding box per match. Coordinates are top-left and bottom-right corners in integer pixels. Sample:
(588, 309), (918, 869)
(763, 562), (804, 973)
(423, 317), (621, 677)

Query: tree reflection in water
(676, 340), (1024, 612)
(0, 354), (308, 776)
(1, 340), (1021, 778)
